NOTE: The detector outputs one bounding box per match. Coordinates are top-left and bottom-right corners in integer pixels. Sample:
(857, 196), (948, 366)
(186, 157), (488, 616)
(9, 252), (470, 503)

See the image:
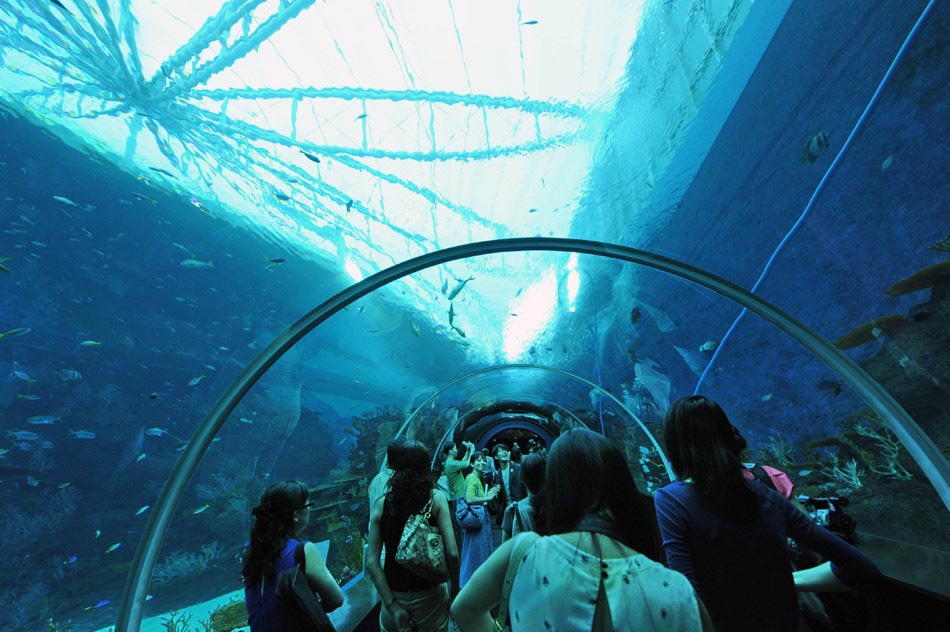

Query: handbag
(455, 498), (485, 531)
(275, 541), (337, 632)
(395, 495), (449, 583)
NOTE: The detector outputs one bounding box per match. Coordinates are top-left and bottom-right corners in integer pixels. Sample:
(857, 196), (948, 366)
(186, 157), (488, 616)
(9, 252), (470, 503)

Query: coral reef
(152, 541), (220, 585)
(209, 599), (248, 632)
(818, 455), (865, 491)
(757, 435), (795, 468)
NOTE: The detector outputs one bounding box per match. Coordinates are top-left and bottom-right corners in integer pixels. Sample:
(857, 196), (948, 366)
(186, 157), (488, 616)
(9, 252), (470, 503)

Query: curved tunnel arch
(115, 237), (950, 630)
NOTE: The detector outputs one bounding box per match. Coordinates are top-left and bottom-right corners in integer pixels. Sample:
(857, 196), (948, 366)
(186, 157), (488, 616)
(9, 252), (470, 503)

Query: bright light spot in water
(344, 259), (364, 282)
(503, 270), (558, 361)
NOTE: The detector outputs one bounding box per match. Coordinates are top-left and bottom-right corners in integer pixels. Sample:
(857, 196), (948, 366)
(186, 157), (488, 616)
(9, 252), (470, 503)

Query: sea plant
(161, 610), (192, 632)
(818, 454), (864, 491)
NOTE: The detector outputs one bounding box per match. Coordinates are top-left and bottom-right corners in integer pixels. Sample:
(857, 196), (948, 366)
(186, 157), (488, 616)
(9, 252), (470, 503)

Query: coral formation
(209, 599), (248, 632)
(885, 260), (950, 296)
(152, 542), (220, 585)
(818, 455), (865, 491)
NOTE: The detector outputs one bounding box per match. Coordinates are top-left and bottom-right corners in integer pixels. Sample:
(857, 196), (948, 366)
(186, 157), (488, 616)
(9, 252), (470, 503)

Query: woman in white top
(452, 429), (712, 632)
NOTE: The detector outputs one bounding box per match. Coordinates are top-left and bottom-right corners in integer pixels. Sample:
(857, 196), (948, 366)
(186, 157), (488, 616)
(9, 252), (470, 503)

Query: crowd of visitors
(243, 397), (881, 632)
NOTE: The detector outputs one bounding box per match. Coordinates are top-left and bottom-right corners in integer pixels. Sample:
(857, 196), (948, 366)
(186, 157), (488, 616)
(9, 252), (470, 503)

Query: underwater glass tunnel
(0, 0), (947, 630)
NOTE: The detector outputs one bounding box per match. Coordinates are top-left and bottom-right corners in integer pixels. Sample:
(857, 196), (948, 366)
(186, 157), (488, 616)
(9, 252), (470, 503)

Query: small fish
(816, 379), (842, 396)
(409, 319), (420, 337)
(698, 340), (718, 353)
(58, 482), (71, 489)
(70, 430), (96, 439)
(528, 208), (538, 213)
(65, 556), (78, 564)
(59, 369), (83, 381)
(0, 257), (11, 273)
(798, 470), (812, 477)
(149, 167), (177, 178)
(188, 374), (206, 386)
(275, 191), (290, 201)
(239, 417), (254, 424)
(451, 324), (467, 338)
(193, 504), (210, 515)
(13, 370), (32, 381)
(135, 505), (150, 516)
(521, 20), (539, 25)
(17, 394), (41, 400)
(881, 155), (894, 170)
(105, 543), (121, 554)
(53, 195), (78, 206)
(630, 307), (642, 325)
(1, 327), (32, 339)
(27, 415), (58, 425)
(0, 449), (9, 457)
(448, 303), (456, 326)
(9, 430), (39, 441)
(345, 199), (353, 212)
(135, 453), (147, 462)
(301, 150), (321, 163)
(130, 192), (158, 205)
(95, 529), (101, 538)
(145, 427), (166, 437)
(27, 475), (39, 487)
(266, 257), (286, 268)
(79, 340), (101, 347)
(355, 113), (367, 120)
(447, 276), (475, 301)
(761, 393), (773, 401)
(180, 258), (214, 269)
(800, 131), (830, 164)
(440, 278), (448, 295)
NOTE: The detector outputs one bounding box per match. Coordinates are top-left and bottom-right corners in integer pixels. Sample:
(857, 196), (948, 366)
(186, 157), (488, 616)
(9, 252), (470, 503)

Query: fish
(218, 346), (231, 351)
(135, 453), (147, 462)
(180, 258), (214, 269)
(761, 393), (773, 401)
(521, 20), (539, 25)
(17, 394), (41, 401)
(630, 307), (642, 325)
(8, 430), (39, 441)
(409, 319), (420, 337)
(634, 359), (672, 411)
(440, 278), (448, 295)
(135, 505), (150, 516)
(451, 324), (467, 338)
(105, 543), (121, 554)
(79, 340), (101, 347)
(0, 257), (10, 273)
(27, 415), (58, 425)
(448, 303), (456, 326)
(447, 276), (475, 301)
(673, 345), (706, 376)
(1, 327), (32, 339)
(301, 151), (321, 163)
(800, 131), (830, 164)
(188, 374), (206, 386)
(59, 369), (83, 381)
(816, 379), (842, 396)
(239, 417), (254, 424)
(881, 155), (894, 170)
(53, 195), (78, 206)
(798, 470), (812, 477)
(345, 199), (353, 212)
(95, 529), (101, 538)
(130, 192), (158, 205)
(355, 113), (367, 120)
(13, 370), (32, 381)
(70, 430), (97, 439)
(27, 475), (39, 487)
(145, 427), (166, 437)
(149, 167), (177, 178)
(699, 340), (718, 353)
(266, 257), (285, 266)
(193, 504), (210, 515)
(65, 556), (78, 564)
(633, 300), (677, 332)
(0, 449), (10, 458)
(275, 191), (290, 201)
(58, 482), (71, 489)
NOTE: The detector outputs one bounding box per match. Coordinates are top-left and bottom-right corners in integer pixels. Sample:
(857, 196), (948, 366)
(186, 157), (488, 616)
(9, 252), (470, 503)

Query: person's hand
(487, 485), (501, 499)
(390, 601), (413, 630)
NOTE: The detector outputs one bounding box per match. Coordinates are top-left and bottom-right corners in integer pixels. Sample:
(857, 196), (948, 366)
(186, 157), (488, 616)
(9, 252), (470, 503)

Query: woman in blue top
(654, 396), (880, 632)
(243, 480), (344, 631)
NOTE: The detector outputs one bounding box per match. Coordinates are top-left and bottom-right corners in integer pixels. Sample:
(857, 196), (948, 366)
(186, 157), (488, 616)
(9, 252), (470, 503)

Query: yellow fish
(105, 542), (121, 553)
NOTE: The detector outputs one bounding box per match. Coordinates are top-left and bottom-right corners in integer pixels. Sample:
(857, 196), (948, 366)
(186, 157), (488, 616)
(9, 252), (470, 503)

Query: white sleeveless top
(509, 535), (702, 631)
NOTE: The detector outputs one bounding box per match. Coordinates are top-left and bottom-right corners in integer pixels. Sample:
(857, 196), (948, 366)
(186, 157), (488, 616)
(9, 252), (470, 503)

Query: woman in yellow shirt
(458, 453), (499, 587)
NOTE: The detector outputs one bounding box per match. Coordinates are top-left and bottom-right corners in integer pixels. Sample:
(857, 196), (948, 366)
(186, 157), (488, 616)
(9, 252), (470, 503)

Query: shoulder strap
(751, 465), (777, 491)
(497, 532), (541, 627)
(294, 540), (307, 567)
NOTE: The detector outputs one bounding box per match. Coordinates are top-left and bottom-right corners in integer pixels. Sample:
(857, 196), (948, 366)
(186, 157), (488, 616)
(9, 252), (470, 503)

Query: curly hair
(242, 480), (309, 586)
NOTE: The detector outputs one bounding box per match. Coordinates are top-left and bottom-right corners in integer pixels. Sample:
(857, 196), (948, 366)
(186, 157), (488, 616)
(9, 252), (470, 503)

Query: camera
(798, 495), (857, 543)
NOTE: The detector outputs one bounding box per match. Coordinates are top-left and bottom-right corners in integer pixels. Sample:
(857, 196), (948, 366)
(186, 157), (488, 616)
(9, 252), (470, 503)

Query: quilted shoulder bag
(394, 495), (449, 583)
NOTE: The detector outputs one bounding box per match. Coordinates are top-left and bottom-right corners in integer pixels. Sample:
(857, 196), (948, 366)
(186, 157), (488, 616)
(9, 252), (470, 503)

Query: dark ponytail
(242, 480), (309, 586)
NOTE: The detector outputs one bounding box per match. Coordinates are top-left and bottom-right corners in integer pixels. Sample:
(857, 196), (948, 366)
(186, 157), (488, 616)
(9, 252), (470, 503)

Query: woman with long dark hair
(243, 480), (344, 631)
(367, 440), (460, 632)
(655, 396), (880, 631)
(452, 428), (709, 631)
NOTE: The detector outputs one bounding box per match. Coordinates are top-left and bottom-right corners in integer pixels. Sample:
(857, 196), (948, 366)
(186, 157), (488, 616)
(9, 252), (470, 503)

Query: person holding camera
(654, 396), (880, 632)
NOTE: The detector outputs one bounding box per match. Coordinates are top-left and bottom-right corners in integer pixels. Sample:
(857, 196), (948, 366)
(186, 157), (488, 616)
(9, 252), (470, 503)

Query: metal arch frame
(115, 237), (950, 630)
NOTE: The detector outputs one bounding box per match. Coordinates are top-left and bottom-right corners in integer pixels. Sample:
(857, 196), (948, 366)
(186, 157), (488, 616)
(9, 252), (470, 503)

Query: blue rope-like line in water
(694, 0), (938, 395)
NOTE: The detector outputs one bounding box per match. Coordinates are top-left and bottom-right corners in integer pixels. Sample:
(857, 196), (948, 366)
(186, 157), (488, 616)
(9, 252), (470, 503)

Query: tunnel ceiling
(0, 0), (763, 362)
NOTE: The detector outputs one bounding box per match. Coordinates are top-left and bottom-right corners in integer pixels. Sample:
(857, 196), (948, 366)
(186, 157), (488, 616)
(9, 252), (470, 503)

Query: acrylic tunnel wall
(0, 0), (947, 630)
(100, 238), (948, 632)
